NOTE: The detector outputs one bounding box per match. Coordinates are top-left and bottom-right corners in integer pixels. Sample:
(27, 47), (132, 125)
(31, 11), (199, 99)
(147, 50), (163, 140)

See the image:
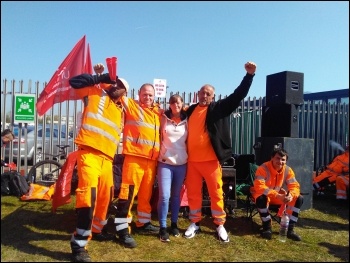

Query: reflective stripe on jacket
(74, 85), (123, 159)
(251, 161), (300, 200)
(121, 97), (161, 160)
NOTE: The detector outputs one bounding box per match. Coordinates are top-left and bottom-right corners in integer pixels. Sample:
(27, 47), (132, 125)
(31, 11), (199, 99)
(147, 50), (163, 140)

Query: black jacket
(186, 73), (254, 164)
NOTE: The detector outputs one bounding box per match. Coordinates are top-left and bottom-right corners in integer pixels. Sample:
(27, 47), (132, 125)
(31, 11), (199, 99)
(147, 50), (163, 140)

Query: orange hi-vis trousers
(114, 155), (157, 234)
(71, 147), (114, 251)
(336, 175), (349, 199)
(185, 160), (226, 226)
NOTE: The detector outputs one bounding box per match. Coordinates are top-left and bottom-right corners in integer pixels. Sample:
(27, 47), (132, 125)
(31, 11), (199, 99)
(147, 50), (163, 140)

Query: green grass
(1, 194), (349, 262)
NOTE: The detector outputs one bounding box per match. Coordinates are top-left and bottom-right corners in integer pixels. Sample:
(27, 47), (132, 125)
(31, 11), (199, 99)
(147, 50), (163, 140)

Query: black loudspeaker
(254, 137), (314, 210)
(266, 71), (304, 106)
(261, 104), (300, 138)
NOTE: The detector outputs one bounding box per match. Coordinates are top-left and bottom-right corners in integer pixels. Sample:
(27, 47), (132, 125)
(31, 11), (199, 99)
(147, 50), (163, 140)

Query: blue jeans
(156, 162), (187, 228)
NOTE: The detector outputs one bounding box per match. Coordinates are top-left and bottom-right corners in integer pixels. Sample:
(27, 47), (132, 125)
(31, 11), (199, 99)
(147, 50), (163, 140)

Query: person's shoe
(184, 222), (201, 239)
(170, 222), (180, 237)
(118, 234), (137, 248)
(91, 230), (116, 242)
(72, 250), (92, 262)
(136, 222), (160, 233)
(287, 230), (302, 241)
(159, 227), (170, 242)
(216, 225), (229, 242)
(261, 229), (272, 240)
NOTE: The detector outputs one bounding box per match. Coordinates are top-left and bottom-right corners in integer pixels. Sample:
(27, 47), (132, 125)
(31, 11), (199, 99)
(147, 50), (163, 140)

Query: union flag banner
(51, 150), (78, 213)
(36, 35), (92, 116)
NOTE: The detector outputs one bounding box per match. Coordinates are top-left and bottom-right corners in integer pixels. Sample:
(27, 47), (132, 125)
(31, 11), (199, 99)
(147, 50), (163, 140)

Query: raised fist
(94, 63), (105, 75)
(244, 61), (257, 75)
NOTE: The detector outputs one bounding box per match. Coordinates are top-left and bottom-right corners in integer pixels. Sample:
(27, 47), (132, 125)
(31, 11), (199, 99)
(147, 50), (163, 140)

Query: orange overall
(313, 150), (349, 199)
(70, 84), (123, 252)
(113, 97), (162, 235)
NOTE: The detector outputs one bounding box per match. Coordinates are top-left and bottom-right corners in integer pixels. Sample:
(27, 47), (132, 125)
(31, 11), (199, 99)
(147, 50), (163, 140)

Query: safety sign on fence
(13, 94), (36, 122)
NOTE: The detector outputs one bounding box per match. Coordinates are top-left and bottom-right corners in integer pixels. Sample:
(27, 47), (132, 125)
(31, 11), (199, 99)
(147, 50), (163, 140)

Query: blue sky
(1, 1), (349, 100)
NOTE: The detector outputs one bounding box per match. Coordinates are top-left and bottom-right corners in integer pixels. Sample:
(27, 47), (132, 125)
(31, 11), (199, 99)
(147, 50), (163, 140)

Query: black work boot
(261, 220), (272, 240)
(117, 228), (137, 248)
(91, 229), (116, 242)
(71, 249), (91, 262)
(287, 224), (302, 241)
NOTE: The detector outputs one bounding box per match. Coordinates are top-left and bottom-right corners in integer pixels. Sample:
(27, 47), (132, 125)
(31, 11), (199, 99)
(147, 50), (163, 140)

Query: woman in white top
(157, 94), (188, 242)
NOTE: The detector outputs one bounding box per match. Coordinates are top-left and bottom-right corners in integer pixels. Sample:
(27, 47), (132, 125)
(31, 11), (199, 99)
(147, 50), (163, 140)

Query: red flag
(51, 150), (78, 213)
(84, 43), (93, 74)
(36, 35), (92, 116)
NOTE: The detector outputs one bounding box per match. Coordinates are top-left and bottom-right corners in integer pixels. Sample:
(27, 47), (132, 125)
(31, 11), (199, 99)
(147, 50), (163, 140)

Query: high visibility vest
(252, 161), (300, 199)
(75, 86), (123, 159)
(121, 97), (161, 160)
(326, 152), (349, 177)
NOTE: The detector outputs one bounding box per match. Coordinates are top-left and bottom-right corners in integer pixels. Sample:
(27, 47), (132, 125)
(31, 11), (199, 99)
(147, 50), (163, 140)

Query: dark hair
(169, 94), (183, 105)
(1, 129), (14, 138)
(168, 94), (186, 114)
(271, 148), (288, 160)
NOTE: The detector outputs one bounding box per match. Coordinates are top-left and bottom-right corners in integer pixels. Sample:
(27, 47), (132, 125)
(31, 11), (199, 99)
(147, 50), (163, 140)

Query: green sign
(13, 94), (36, 122)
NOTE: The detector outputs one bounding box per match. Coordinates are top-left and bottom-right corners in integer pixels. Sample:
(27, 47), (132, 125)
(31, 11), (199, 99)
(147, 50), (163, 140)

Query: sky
(1, 1), (349, 100)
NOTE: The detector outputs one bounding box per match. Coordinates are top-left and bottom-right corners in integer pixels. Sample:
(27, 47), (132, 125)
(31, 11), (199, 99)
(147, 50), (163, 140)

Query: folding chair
(244, 163), (281, 225)
(234, 154), (256, 208)
(246, 191), (281, 225)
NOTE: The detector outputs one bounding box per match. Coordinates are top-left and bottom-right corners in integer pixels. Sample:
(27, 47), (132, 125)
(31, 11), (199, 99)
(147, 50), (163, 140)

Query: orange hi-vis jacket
(74, 84), (123, 159)
(313, 150), (349, 185)
(251, 161), (300, 201)
(120, 97), (162, 160)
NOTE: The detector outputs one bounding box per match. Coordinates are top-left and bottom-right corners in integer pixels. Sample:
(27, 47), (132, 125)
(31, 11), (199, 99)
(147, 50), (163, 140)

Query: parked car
(5, 126), (75, 164)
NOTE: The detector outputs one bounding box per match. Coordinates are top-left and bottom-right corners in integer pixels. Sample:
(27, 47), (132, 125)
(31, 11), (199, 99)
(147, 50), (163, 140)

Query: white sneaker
(217, 225), (229, 242)
(184, 223), (200, 239)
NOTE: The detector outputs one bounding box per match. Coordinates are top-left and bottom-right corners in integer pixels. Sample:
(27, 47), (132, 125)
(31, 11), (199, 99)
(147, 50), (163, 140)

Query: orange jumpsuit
(113, 97), (162, 235)
(313, 150), (349, 199)
(69, 83), (123, 253)
(185, 105), (226, 226)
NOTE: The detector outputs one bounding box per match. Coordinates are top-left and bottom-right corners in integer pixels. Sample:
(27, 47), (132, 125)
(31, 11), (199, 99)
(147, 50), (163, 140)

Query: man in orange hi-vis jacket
(250, 148), (304, 241)
(313, 145), (349, 202)
(112, 82), (163, 248)
(183, 62), (256, 243)
(72, 68), (163, 249)
(68, 63), (129, 262)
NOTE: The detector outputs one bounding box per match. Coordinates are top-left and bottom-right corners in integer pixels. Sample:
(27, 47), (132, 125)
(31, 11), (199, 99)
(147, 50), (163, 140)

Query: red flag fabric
(36, 35), (92, 116)
(51, 150), (78, 213)
(84, 43), (93, 74)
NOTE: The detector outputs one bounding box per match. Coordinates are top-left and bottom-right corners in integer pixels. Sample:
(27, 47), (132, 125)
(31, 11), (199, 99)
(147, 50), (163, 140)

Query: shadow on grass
(1, 201), (76, 261)
(318, 242), (349, 262)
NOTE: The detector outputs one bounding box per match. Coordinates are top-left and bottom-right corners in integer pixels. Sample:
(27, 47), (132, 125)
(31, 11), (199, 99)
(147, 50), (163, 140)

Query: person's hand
(279, 188), (287, 195)
(94, 63), (105, 75)
(245, 61), (256, 75)
(284, 192), (293, 203)
(277, 190), (292, 203)
(276, 193), (285, 202)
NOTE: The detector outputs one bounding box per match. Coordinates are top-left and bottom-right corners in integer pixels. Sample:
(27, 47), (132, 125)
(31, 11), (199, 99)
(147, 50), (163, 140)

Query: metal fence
(1, 79), (349, 175)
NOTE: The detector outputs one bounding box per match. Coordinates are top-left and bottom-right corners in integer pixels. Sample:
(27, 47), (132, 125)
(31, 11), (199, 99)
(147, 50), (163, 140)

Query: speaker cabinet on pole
(254, 137), (314, 210)
(266, 71), (304, 106)
(261, 104), (300, 138)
